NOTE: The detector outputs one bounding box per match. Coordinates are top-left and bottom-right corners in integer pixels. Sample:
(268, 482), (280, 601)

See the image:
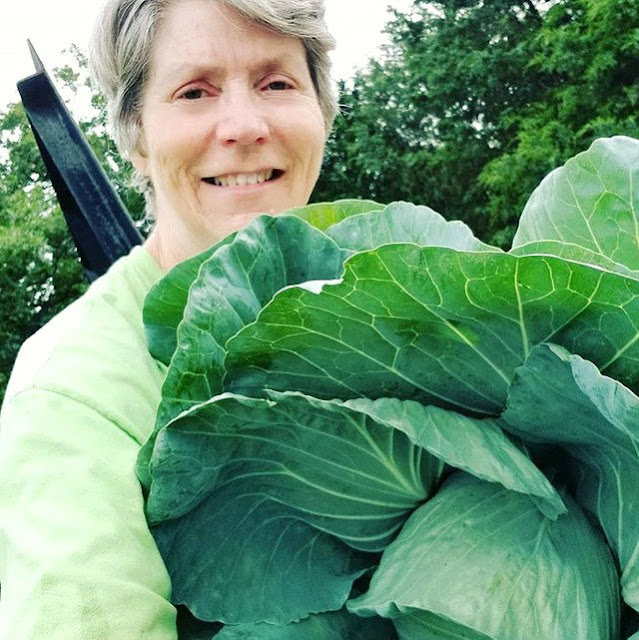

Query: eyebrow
(158, 54), (303, 85)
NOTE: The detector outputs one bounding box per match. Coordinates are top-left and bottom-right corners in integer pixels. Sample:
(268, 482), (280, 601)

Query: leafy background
(1, 0), (638, 402)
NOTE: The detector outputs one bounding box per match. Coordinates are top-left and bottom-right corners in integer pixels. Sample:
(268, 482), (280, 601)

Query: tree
(313, 0), (638, 245)
(314, 0), (552, 238)
(480, 0), (639, 242)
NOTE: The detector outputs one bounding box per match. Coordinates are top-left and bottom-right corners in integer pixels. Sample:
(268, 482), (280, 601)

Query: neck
(143, 228), (188, 273)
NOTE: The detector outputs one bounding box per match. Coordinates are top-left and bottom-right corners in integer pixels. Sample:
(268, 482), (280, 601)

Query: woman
(0, 0), (337, 637)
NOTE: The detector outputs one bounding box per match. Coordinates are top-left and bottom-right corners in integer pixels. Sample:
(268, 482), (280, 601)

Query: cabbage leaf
(139, 136), (639, 637)
(146, 391), (562, 622)
(512, 136), (639, 272)
(214, 607), (395, 639)
(349, 473), (620, 640)
(224, 248), (639, 413)
(503, 343), (639, 610)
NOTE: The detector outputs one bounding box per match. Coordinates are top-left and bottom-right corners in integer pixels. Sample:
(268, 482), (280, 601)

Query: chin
(210, 208), (274, 242)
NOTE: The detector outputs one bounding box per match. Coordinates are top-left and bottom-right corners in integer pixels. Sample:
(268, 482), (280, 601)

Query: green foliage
(314, 0), (548, 237)
(313, 0), (638, 246)
(141, 137), (639, 638)
(481, 0), (639, 239)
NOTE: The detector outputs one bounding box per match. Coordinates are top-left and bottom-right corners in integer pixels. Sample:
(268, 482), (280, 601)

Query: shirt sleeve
(0, 387), (178, 640)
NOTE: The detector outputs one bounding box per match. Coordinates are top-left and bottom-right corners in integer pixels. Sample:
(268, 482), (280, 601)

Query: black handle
(17, 41), (142, 281)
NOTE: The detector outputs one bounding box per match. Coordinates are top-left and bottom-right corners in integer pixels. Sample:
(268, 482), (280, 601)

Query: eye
(177, 83), (215, 100)
(179, 88), (206, 100)
(264, 80), (292, 91)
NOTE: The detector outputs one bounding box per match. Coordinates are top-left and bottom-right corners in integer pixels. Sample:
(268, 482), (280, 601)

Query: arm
(0, 387), (177, 640)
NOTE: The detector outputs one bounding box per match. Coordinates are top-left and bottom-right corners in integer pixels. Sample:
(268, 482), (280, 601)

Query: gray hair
(89, 0), (337, 210)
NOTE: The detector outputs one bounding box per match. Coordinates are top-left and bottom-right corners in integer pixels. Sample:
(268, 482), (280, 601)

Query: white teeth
(212, 169), (274, 187)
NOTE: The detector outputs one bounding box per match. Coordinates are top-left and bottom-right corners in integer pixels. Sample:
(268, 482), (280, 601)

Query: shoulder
(3, 246), (168, 445)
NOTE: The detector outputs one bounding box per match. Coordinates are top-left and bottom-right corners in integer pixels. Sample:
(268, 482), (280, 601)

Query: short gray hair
(89, 0), (337, 208)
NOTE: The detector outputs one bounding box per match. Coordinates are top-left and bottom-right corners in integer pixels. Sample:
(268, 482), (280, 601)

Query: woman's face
(134, 0), (327, 268)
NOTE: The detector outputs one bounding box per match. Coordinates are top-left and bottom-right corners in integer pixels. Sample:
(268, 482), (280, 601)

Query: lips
(202, 169), (284, 187)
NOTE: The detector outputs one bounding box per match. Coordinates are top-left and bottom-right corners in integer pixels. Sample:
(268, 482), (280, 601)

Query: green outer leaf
(214, 608), (396, 640)
(160, 215), (348, 422)
(143, 199), (382, 366)
(146, 393), (435, 547)
(510, 241), (639, 279)
(502, 343), (639, 610)
(137, 216), (349, 490)
(152, 492), (372, 625)
(393, 611), (493, 640)
(349, 473), (620, 640)
(224, 247), (639, 415)
(344, 397), (564, 519)
(286, 199), (385, 230)
(326, 201), (499, 253)
(146, 392), (439, 623)
(512, 136), (639, 271)
(144, 234), (237, 366)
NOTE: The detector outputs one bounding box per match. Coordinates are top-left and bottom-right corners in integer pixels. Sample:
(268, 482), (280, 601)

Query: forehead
(148, 0), (307, 78)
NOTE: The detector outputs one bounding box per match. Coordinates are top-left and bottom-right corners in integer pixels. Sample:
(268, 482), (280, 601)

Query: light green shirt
(0, 246), (177, 639)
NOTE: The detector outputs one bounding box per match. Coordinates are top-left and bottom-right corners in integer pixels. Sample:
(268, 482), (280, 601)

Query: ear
(131, 150), (149, 176)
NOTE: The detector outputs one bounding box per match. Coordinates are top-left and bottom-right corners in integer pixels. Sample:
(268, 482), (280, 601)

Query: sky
(0, 0), (413, 111)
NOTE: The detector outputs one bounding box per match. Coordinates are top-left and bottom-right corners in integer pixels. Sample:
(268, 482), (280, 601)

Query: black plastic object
(16, 41), (142, 281)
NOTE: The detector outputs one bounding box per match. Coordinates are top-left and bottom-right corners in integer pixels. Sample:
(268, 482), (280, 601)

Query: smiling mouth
(202, 169), (284, 187)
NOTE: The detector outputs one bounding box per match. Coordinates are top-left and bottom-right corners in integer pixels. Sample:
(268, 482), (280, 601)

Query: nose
(215, 89), (269, 146)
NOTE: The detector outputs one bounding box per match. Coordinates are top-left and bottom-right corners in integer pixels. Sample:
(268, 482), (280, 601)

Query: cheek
(145, 112), (207, 166)
(308, 126), (327, 178)
(291, 107), (326, 168)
